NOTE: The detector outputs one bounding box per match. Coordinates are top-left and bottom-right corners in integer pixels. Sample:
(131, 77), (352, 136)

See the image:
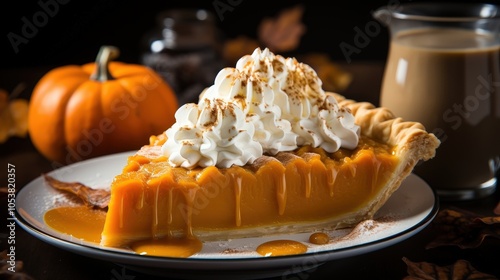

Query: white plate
(16, 151), (438, 279)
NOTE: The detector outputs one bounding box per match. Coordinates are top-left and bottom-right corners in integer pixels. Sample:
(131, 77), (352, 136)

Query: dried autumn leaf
(0, 250), (35, 280)
(43, 174), (110, 209)
(258, 5), (306, 52)
(222, 36), (260, 66)
(9, 99), (29, 137)
(0, 85), (29, 143)
(299, 53), (353, 92)
(426, 208), (500, 249)
(0, 89), (11, 143)
(402, 257), (497, 280)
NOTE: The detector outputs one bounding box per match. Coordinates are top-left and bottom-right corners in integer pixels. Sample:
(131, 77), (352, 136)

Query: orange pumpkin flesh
(28, 46), (178, 164)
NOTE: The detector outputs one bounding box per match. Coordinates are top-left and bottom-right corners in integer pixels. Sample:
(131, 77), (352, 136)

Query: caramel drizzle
(298, 166), (312, 198)
(167, 188), (173, 225)
(137, 189), (145, 209)
(326, 163), (338, 197)
(276, 173), (287, 215)
(166, 188), (174, 238)
(181, 188), (197, 237)
(152, 184), (160, 238)
(119, 195), (124, 229)
(232, 173), (243, 227)
(348, 162), (357, 177)
(371, 156), (382, 193)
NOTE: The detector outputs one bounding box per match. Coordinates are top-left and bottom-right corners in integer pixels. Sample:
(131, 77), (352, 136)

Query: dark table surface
(1, 62), (500, 280)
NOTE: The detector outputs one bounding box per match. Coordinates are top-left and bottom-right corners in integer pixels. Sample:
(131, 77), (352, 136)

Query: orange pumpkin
(28, 46), (178, 164)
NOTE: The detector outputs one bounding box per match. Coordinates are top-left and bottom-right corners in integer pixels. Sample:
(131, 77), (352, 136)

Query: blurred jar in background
(141, 9), (224, 105)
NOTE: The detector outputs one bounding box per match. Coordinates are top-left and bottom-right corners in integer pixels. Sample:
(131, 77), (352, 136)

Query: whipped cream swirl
(162, 48), (360, 168)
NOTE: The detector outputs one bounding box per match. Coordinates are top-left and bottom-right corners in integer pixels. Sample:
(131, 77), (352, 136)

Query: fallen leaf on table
(43, 174), (110, 209)
(258, 5), (306, 53)
(426, 208), (500, 249)
(0, 250), (35, 280)
(0, 85), (29, 143)
(402, 257), (497, 280)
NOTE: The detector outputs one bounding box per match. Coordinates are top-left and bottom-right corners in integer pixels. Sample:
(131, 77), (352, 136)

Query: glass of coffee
(374, 3), (500, 200)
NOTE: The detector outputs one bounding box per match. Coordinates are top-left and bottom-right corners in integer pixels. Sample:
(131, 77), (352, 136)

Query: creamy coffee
(380, 28), (500, 191)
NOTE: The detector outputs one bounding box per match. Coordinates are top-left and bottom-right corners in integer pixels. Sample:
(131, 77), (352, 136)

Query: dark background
(0, 0), (390, 68)
(2, 0), (500, 91)
(5, 0), (500, 65)
(0, 0), (392, 68)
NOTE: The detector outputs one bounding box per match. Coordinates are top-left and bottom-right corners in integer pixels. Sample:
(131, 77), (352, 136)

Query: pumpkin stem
(90, 46), (120, 82)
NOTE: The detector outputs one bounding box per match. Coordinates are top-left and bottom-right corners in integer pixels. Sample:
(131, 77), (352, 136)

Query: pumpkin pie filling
(98, 48), (440, 249)
(101, 135), (400, 247)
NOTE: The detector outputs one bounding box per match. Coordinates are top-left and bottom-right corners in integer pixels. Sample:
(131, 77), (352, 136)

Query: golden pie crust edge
(330, 92), (440, 222)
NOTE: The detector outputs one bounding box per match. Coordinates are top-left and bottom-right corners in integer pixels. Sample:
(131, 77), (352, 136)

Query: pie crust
(100, 93), (440, 248)
(332, 92), (440, 219)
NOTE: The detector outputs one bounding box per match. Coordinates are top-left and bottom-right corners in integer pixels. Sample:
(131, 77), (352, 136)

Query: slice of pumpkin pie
(100, 48), (439, 248)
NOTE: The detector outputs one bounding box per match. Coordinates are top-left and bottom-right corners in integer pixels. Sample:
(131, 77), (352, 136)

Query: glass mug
(374, 3), (500, 200)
